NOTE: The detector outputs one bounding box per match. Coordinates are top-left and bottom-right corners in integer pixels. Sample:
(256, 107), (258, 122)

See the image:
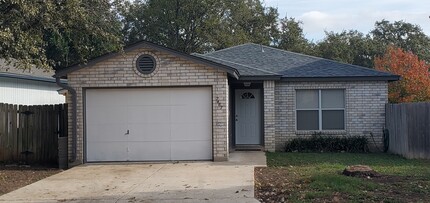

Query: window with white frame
(296, 89), (345, 131)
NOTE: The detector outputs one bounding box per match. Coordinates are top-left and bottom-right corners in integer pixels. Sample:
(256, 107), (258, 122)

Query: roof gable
(55, 41), (239, 79)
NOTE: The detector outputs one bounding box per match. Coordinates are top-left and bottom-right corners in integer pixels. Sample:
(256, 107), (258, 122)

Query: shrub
(285, 134), (369, 153)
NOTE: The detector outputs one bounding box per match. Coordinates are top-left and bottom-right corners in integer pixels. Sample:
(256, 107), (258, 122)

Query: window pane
(296, 90), (319, 109)
(322, 110), (344, 130)
(297, 110), (319, 130)
(322, 89), (345, 108)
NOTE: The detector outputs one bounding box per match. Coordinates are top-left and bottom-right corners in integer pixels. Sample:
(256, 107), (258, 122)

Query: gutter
(280, 75), (401, 82)
(55, 76), (77, 163)
(237, 75), (282, 81)
(0, 72), (67, 83)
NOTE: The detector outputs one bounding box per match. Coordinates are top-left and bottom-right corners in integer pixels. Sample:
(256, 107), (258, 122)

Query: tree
(113, 0), (148, 44)
(117, 0), (279, 53)
(375, 46), (430, 103)
(308, 20), (430, 69)
(118, 0), (220, 53)
(0, 0), (122, 70)
(207, 0), (279, 51)
(315, 30), (374, 68)
(277, 17), (314, 55)
(371, 20), (430, 62)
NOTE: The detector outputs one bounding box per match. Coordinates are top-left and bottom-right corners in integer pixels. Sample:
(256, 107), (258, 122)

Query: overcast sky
(264, 0), (430, 42)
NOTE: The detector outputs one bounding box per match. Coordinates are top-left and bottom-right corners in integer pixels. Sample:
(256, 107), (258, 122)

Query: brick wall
(274, 81), (388, 151)
(66, 47), (229, 166)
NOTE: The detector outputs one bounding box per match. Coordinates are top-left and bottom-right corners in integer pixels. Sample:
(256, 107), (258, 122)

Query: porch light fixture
(244, 82), (251, 87)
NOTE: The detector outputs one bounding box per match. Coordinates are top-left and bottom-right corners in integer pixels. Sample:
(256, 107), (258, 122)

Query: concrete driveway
(0, 152), (265, 203)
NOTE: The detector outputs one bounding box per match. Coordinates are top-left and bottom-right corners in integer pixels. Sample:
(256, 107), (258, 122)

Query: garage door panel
(87, 124), (128, 142)
(86, 89), (129, 107)
(128, 105), (170, 124)
(170, 106), (211, 123)
(171, 106), (191, 123)
(126, 106), (149, 124)
(171, 141), (212, 160)
(127, 123), (170, 142)
(87, 106), (128, 125)
(128, 89), (170, 106)
(128, 142), (171, 161)
(170, 123), (211, 141)
(170, 87), (211, 105)
(87, 142), (128, 162)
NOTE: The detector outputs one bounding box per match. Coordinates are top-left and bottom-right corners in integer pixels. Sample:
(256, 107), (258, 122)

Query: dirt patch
(366, 175), (430, 202)
(255, 167), (430, 203)
(254, 167), (299, 203)
(0, 165), (61, 195)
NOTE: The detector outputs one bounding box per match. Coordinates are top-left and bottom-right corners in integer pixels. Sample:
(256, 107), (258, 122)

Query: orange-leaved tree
(375, 46), (430, 103)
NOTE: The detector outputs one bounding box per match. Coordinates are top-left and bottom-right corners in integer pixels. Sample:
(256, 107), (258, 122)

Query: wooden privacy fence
(385, 103), (430, 159)
(0, 103), (67, 165)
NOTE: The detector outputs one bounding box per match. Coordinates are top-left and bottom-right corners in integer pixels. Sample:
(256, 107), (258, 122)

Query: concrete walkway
(0, 152), (266, 203)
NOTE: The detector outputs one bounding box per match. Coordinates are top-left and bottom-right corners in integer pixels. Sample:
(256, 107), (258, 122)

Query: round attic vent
(136, 55), (156, 74)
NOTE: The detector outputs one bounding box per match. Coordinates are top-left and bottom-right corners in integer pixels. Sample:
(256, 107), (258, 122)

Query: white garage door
(85, 87), (212, 162)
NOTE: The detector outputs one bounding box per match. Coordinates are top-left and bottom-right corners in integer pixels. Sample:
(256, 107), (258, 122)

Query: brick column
(263, 81), (276, 152)
(213, 79), (229, 161)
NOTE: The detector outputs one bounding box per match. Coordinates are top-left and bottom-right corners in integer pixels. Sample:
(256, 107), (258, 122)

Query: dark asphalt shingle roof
(196, 43), (398, 80)
(192, 53), (278, 76)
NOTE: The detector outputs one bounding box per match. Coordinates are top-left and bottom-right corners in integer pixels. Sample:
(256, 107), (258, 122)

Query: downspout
(56, 76), (77, 163)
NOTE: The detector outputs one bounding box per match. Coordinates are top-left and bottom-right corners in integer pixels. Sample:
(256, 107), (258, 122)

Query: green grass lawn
(255, 153), (430, 202)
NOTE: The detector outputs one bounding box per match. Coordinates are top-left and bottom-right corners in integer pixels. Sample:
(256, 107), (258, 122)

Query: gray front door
(235, 89), (261, 145)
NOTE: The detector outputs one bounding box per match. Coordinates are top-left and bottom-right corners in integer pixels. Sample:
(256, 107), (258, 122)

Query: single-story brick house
(54, 41), (399, 166)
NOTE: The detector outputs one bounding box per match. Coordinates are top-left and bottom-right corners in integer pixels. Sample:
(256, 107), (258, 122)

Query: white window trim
(295, 89), (346, 131)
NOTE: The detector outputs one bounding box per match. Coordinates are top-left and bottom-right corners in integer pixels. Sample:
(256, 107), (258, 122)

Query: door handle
(125, 130), (129, 135)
